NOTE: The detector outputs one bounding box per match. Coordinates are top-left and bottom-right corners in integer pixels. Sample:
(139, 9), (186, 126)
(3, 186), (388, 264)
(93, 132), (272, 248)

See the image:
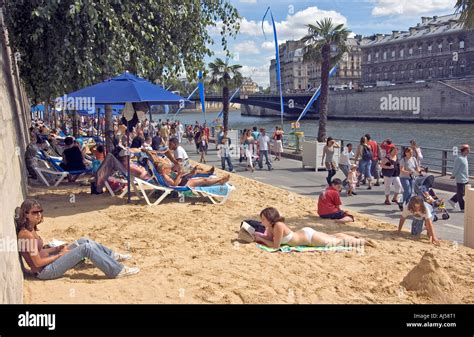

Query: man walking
(257, 128), (273, 171)
(448, 144), (470, 211)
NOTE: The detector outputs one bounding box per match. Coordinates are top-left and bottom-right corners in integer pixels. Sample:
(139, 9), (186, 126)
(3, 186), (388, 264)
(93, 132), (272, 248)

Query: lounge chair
(134, 159), (235, 206)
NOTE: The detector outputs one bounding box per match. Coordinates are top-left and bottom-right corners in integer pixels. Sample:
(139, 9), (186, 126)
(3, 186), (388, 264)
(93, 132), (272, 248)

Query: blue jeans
(258, 150), (272, 169)
(37, 237), (123, 279)
(221, 156), (234, 172)
(358, 160), (372, 181)
(400, 177), (413, 205)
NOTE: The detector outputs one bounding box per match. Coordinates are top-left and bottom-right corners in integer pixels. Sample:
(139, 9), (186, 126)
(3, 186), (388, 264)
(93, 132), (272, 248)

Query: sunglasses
(27, 210), (43, 215)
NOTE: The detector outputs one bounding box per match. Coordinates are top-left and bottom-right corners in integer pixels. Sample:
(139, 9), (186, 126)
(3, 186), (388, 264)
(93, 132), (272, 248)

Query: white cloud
(234, 41), (260, 54)
(239, 0), (257, 3)
(261, 41), (275, 51)
(241, 65), (270, 87)
(238, 6), (348, 41)
(371, 0), (456, 16)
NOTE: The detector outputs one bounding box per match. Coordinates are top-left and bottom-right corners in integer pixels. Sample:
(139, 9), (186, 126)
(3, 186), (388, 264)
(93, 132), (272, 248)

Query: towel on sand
(256, 243), (355, 253)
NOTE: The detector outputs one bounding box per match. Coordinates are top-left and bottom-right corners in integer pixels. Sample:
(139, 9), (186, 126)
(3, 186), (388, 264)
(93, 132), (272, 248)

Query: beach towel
(256, 243), (355, 253)
(191, 183), (233, 197)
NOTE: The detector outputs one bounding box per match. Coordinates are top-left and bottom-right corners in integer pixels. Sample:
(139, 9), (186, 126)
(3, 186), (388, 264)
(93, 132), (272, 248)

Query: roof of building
(362, 13), (465, 48)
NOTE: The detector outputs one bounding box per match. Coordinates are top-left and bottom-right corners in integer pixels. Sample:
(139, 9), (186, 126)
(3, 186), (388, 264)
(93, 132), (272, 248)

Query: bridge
(190, 93), (320, 117)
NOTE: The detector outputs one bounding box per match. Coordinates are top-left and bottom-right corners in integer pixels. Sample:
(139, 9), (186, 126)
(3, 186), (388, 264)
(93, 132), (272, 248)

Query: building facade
(269, 38), (363, 93)
(241, 77), (260, 94)
(361, 14), (474, 85)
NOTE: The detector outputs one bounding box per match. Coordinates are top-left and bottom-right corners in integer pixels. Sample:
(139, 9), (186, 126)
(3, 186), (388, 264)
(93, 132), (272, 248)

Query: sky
(205, 0), (458, 88)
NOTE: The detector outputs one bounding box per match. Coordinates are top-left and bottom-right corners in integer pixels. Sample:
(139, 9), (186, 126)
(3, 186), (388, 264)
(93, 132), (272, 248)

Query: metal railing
(282, 135), (474, 177)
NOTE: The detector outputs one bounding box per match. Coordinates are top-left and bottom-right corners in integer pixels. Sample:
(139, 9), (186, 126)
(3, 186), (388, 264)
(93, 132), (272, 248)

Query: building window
(375, 52), (379, 59)
(449, 42), (453, 51)
(428, 45), (432, 53)
(391, 51), (395, 58)
(368, 54), (371, 62)
(383, 52), (387, 60)
(460, 40), (465, 49)
(409, 48), (413, 56)
(400, 49), (404, 58)
(438, 43), (443, 52)
(418, 46), (422, 55)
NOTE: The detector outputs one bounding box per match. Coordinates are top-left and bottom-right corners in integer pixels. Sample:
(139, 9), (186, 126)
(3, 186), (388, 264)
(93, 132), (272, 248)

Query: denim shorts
(319, 210), (346, 220)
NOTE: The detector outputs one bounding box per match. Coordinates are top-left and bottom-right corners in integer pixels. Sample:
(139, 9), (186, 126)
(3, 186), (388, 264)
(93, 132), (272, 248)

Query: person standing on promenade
(381, 147), (402, 205)
(410, 139), (423, 167)
(321, 137), (340, 185)
(366, 134), (381, 186)
(399, 147), (421, 207)
(339, 143), (354, 180)
(448, 144), (470, 211)
(355, 136), (373, 190)
(243, 129), (255, 172)
(257, 128), (273, 171)
(272, 126), (284, 161)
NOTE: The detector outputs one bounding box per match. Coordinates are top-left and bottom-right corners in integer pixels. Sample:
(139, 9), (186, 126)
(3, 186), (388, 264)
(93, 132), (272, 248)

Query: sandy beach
(23, 164), (474, 304)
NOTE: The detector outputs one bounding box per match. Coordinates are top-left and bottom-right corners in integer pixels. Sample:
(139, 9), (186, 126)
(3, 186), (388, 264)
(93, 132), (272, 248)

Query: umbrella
(62, 71), (187, 203)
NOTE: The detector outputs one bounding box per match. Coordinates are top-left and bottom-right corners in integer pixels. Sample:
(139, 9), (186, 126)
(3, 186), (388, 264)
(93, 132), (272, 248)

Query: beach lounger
(33, 159), (69, 187)
(135, 161), (235, 206)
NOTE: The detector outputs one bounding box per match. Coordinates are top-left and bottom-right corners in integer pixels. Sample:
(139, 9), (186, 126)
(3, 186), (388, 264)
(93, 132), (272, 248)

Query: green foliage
(208, 57), (243, 89)
(455, 0), (474, 29)
(3, 0), (240, 103)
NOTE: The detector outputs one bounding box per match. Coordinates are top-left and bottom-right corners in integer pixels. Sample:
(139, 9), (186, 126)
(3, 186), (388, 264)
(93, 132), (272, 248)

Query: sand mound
(401, 252), (457, 303)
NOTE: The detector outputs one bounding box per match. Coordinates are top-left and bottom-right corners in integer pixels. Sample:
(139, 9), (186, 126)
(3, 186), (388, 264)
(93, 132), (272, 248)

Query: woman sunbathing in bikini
(255, 207), (375, 249)
(157, 161), (230, 188)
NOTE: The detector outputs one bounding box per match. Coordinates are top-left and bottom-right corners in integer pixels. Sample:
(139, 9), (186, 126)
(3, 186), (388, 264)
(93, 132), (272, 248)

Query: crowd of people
(18, 116), (471, 281)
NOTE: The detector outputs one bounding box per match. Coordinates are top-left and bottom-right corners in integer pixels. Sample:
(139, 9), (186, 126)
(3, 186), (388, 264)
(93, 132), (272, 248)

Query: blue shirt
(452, 155), (469, 184)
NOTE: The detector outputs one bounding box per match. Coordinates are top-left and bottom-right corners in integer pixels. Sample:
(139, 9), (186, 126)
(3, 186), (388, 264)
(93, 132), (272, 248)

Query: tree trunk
(105, 104), (114, 154)
(72, 110), (78, 137)
(318, 43), (331, 142)
(222, 86), (229, 132)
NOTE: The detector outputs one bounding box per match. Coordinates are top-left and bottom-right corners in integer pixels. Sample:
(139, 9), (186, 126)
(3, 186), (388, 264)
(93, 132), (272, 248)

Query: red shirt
(368, 140), (379, 160)
(317, 186), (342, 215)
(381, 143), (395, 155)
(204, 127), (210, 139)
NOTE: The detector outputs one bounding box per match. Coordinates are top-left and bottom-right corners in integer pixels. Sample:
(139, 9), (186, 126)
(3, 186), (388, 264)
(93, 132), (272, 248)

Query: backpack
(362, 145), (373, 161)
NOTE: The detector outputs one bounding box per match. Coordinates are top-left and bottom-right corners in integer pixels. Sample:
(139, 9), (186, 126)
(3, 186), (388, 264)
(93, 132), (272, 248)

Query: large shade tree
(302, 18), (349, 142)
(208, 58), (242, 131)
(4, 0), (240, 148)
(456, 0), (474, 29)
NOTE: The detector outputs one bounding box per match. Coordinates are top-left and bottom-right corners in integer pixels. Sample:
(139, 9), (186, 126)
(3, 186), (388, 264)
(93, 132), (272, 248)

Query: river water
(155, 110), (474, 150)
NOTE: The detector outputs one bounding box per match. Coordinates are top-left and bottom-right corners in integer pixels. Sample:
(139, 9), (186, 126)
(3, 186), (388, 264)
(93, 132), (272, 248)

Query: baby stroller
(414, 174), (450, 221)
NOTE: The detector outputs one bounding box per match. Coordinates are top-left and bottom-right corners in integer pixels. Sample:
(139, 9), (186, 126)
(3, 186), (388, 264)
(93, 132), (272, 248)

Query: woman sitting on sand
(255, 207), (374, 249)
(157, 161), (229, 188)
(16, 199), (139, 279)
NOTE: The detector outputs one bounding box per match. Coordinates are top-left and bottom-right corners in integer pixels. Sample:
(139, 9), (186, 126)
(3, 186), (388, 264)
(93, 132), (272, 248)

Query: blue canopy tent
(63, 71), (187, 203)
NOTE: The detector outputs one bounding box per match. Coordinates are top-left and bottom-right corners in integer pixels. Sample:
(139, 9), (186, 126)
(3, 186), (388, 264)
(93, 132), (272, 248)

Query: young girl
(199, 133), (208, 164)
(347, 164), (359, 196)
(255, 207), (374, 249)
(16, 199), (139, 279)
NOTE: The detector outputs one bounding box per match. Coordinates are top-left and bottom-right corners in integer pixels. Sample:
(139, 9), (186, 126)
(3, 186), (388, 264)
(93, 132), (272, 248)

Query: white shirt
(402, 202), (432, 220)
(257, 135), (271, 151)
(178, 124), (184, 134)
(174, 146), (188, 161)
(339, 148), (354, 166)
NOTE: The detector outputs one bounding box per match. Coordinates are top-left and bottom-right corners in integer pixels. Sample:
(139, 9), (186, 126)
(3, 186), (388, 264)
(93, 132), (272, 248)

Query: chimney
(376, 33), (384, 41)
(409, 27), (417, 35)
(433, 16), (438, 21)
(429, 24), (436, 32)
(392, 30), (400, 38)
(421, 17), (432, 24)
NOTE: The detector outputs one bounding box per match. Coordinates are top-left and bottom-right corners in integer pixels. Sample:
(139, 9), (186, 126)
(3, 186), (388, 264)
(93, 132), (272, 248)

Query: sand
(23, 166), (474, 304)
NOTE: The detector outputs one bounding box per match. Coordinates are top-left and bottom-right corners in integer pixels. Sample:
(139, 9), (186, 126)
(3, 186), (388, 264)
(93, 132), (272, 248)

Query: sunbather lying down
(255, 207), (377, 249)
(158, 162), (230, 188)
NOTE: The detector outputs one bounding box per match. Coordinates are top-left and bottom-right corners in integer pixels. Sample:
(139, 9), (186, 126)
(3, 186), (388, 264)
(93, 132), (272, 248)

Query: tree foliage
(3, 0), (240, 104)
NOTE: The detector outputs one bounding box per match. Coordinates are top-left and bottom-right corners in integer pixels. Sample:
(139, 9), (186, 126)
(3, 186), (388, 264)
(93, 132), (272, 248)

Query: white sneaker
(447, 199), (458, 210)
(116, 266), (140, 278)
(113, 252), (132, 262)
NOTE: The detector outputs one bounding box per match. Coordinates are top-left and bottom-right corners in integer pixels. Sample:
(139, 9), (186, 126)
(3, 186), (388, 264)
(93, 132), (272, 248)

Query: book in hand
(47, 239), (67, 248)
(238, 221), (256, 243)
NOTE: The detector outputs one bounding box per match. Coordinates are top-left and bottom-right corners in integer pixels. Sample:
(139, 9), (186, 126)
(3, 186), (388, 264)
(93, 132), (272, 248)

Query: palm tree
(455, 0), (474, 29)
(208, 58), (243, 131)
(302, 18), (349, 142)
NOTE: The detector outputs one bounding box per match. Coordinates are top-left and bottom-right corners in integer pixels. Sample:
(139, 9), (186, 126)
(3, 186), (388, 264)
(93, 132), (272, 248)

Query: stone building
(361, 14), (474, 85)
